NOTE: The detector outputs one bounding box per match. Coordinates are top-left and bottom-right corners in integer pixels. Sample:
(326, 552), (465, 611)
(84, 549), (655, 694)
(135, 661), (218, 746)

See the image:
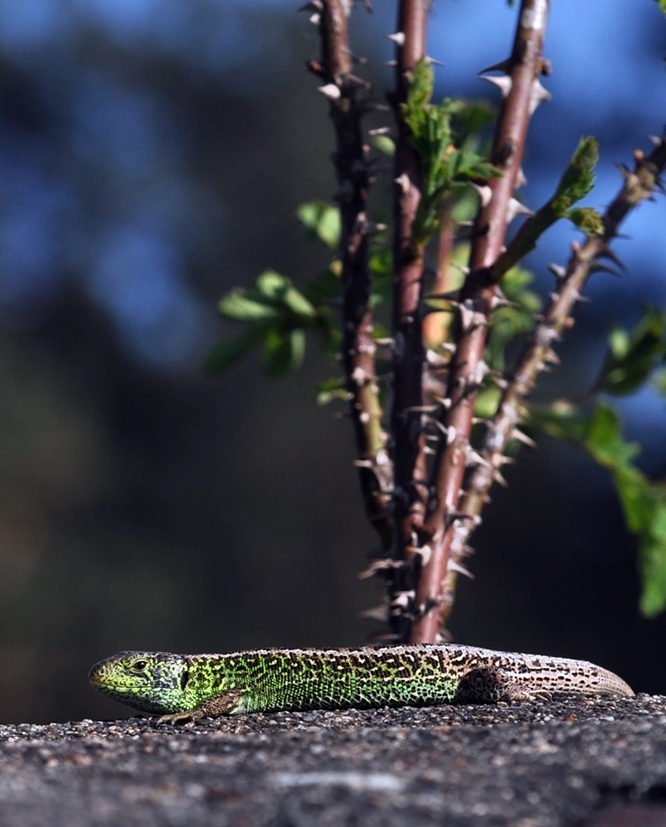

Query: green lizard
(89, 645), (634, 722)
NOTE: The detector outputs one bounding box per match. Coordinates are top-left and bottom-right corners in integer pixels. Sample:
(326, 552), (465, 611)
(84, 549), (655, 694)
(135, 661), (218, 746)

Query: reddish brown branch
(442, 131), (666, 622)
(313, 0), (393, 546)
(410, 0), (551, 643)
(388, 0), (430, 640)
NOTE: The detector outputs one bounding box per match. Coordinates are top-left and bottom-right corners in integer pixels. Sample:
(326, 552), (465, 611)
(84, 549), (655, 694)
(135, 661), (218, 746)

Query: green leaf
(283, 286), (316, 321)
(203, 330), (262, 374)
(485, 265), (541, 371)
(401, 60), (500, 248)
(491, 137), (599, 280)
(316, 376), (350, 405)
(551, 137), (598, 215)
(371, 135), (395, 157)
(256, 270), (290, 299)
(262, 328), (305, 376)
(567, 207), (604, 237)
(531, 401), (666, 617)
(654, 0), (666, 14)
(597, 307), (666, 396)
(297, 201), (341, 250)
(640, 502), (666, 615)
(406, 57), (434, 108)
(219, 289), (281, 322)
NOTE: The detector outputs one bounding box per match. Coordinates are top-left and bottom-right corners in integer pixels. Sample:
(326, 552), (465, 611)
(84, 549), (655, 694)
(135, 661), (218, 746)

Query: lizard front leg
(159, 689), (246, 723)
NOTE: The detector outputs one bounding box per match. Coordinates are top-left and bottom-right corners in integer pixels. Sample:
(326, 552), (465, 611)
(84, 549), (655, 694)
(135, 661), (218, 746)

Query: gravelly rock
(1, 694), (666, 827)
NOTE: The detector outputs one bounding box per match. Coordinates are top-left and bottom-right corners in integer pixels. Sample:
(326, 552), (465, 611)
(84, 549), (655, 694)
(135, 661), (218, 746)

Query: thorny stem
(441, 131), (666, 624)
(389, 0), (429, 640)
(310, 0), (393, 546)
(410, 0), (551, 643)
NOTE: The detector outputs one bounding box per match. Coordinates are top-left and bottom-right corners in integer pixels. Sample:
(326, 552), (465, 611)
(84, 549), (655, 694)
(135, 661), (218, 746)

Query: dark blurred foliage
(0, 0), (664, 723)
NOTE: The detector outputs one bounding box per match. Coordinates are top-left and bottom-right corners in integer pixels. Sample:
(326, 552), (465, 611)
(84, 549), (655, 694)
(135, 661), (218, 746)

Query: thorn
(490, 287), (516, 309)
(318, 83), (341, 100)
(544, 348), (561, 365)
(649, 135), (662, 147)
(309, 12), (321, 25)
(353, 459), (373, 469)
(386, 31), (406, 46)
(448, 559), (474, 579)
(368, 126), (392, 136)
(383, 60), (397, 67)
(597, 246), (627, 272)
(467, 449), (492, 469)
(425, 56), (445, 67)
(511, 428), (536, 448)
(506, 197), (534, 224)
(390, 590), (415, 609)
(496, 454), (516, 466)
(529, 79), (551, 115)
(358, 604), (388, 622)
(394, 172), (411, 194)
(587, 263), (619, 278)
(614, 162), (632, 182)
(479, 73), (512, 98)
(446, 511), (480, 529)
(434, 396), (452, 409)
(548, 263), (567, 279)
(446, 426), (457, 445)
(571, 291), (590, 303)
(479, 59), (512, 74)
(514, 166), (528, 189)
(458, 301), (476, 332)
(492, 468), (508, 486)
(407, 544), (433, 566)
(470, 182), (493, 208)
(367, 221), (388, 235)
(358, 559), (404, 579)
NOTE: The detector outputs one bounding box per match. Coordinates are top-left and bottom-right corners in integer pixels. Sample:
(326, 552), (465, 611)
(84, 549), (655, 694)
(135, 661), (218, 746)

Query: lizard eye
(131, 659), (148, 672)
(180, 669), (189, 691)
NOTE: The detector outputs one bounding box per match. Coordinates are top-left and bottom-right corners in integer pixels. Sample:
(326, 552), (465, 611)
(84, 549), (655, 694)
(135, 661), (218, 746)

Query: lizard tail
(503, 655), (635, 701)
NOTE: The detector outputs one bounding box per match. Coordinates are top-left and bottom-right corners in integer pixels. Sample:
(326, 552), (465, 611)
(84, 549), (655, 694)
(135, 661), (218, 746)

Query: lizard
(89, 644), (634, 722)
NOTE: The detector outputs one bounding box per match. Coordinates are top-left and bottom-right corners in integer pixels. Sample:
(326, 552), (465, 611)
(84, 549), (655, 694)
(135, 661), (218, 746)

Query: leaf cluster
(531, 307), (666, 616)
(401, 59), (500, 247)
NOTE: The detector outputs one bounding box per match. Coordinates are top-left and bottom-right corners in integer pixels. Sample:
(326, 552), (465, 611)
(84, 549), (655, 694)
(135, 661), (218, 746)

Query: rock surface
(1, 694), (666, 826)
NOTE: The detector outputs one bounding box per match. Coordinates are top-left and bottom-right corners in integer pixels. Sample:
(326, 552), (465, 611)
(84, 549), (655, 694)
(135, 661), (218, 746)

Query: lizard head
(89, 651), (195, 714)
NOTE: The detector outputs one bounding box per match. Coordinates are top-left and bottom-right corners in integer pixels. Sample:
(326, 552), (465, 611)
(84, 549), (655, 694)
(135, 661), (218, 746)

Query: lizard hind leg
(453, 666), (505, 704)
(159, 689), (246, 723)
(453, 666), (553, 704)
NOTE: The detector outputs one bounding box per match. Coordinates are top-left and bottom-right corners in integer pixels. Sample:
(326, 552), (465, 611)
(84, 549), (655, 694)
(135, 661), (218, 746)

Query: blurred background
(0, 0), (664, 723)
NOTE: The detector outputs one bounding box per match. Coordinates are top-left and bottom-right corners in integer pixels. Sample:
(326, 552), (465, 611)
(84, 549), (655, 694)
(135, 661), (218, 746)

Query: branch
(410, 0), (552, 643)
(387, 0), (430, 640)
(442, 130), (666, 620)
(311, 0), (393, 546)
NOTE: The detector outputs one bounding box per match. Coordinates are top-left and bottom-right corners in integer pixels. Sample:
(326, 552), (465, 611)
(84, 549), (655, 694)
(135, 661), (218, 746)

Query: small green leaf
(283, 286), (316, 321)
(371, 135), (395, 157)
(406, 57), (434, 108)
(262, 328), (305, 376)
(567, 207), (604, 237)
(491, 138), (599, 280)
(551, 137), (599, 215)
(597, 307), (666, 396)
(316, 377), (350, 405)
(257, 270), (290, 299)
(297, 201), (341, 250)
(219, 289), (280, 322)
